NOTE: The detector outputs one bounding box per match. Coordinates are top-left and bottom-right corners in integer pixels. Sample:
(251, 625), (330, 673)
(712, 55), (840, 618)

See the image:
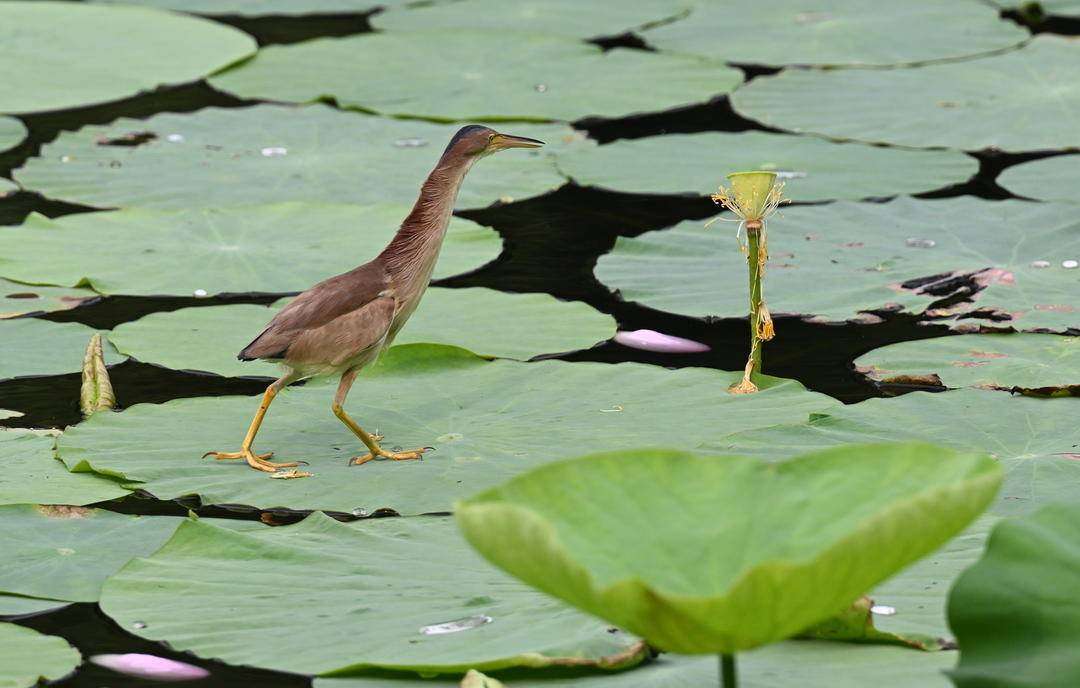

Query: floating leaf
(209, 34), (740, 122)
(0, 623), (80, 688)
(87, 0), (396, 15)
(81, 334), (116, 417)
(0, 204), (500, 296)
(556, 131), (976, 201)
(0, 319), (121, 381)
(373, 0), (692, 39)
(949, 502), (1080, 688)
(108, 288), (614, 378)
(100, 514), (646, 676)
(856, 333), (1080, 394)
(316, 640), (957, 687)
(0, 595), (69, 618)
(0, 116), (25, 152)
(0, 429), (128, 506)
(797, 596), (943, 650)
(0, 280), (99, 319)
(0, 178), (16, 198)
(596, 197), (1080, 330)
(457, 444), (1000, 653)
(997, 153), (1080, 204)
(57, 344), (837, 514)
(16, 105), (582, 211)
(731, 37), (1080, 152)
(643, 0), (1026, 67)
(0, 1), (255, 114)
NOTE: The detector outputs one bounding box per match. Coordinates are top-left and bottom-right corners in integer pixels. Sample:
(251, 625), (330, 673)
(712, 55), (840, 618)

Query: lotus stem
(720, 653), (737, 688)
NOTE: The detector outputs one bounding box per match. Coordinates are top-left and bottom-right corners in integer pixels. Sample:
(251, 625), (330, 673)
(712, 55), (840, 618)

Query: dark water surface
(0, 7), (1062, 687)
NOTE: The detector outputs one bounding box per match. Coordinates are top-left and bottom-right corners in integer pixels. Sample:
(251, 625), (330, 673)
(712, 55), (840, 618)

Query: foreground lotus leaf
(557, 131), (976, 201)
(16, 106), (582, 211)
(100, 514), (646, 676)
(643, 0), (1026, 67)
(731, 36), (1080, 152)
(997, 153), (1080, 204)
(0, 116), (25, 152)
(88, 0), (401, 15)
(0, 1), (255, 114)
(209, 34), (738, 122)
(0, 623), (80, 688)
(0, 429), (127, 506)
(949, 503), (1080, 687)
(373, 0), (691, 39)
(0, 319), (121, 381)
(0, 595), (69, 618)
(856, 333), (1080, 393)
(0, 204), (499, 296)
(595, 197), (1080, 330)
(0, 280), (99, 319)
(0, 505), (183, 603)
(457, 444), (999, 654)
(108, 288), (615, 377)
(57, 344), (837, 514)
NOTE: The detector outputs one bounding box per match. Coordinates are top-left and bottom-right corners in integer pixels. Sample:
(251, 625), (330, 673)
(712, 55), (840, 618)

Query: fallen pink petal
(613, 329), (711, 354)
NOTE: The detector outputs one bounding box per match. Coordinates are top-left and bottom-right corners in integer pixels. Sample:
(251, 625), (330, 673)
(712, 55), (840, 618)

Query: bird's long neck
(378, 155), (474, 286)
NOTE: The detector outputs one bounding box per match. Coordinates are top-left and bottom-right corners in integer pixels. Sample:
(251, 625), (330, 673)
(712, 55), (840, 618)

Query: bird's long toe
(204, 450), (274, 461)
(349, 447), (428, 467)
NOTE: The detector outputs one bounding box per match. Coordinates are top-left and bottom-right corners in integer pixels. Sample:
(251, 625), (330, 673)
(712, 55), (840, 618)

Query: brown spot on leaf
(1057, 453), (1080, 461)
(973, 268), (1014, 287)
(952, 361), (988, 368)
(96, 131), (157, 147)
(35, 505), (94, 519)
(845, 242), (864, 248)
(804, 233), (818, 241)
(880, 373), (945, 387)
(939, 101), (960, 108)
(4, 292), (38, 299)
(1034, 304), (1075, 312)
(970, 350), (1008, 359)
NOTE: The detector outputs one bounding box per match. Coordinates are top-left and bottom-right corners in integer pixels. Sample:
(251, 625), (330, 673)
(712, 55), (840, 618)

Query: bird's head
(441, 125), (544, 161)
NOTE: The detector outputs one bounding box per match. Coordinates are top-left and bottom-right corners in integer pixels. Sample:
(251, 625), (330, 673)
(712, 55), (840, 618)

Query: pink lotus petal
(89, 654), (210, 682)
(614, 329), (711, 354)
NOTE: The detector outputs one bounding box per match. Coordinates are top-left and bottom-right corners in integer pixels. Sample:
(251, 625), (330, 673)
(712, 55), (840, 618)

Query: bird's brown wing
(238, 261), (393, 362)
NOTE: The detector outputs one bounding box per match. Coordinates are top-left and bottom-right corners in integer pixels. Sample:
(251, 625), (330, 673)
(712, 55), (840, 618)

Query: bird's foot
(349, 446), (429, 467)
(203, 448), (310, 476)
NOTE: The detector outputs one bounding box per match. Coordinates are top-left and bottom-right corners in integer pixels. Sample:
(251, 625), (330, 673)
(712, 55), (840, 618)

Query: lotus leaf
(87, 0), (400, 15)
(0, 281), (98, 319)
(949, 503), (1080, 687)
(0, 204), (500, 296)
(16, 106), (583, 211)
(731, 37), (1080, 152)
(643, 0), (1026, 67)
(0, 595), (69, 618)
(0, 179), (16, 198)
(100, 514), (646, 676)
(595, 197), (1080, 330)
(0, 623), (80, 688)
(0, 429), (127, 506)
(209, 34), (739, 122)
(316, 640), (957, 687)
(0, 116), (25, 152)
(57, 344), (837, 513)
(0, 1), (256, 114)
(457, 444), (999, 653)
(997, 153), (1080, 204)
(856, 333), (1080, 393)
(992, 0), (1080, 17)
(373, 0), (692, 39)
(556, 131), (977, 201)
(108, 287), (615, 377)
(0, 319), (121, 381)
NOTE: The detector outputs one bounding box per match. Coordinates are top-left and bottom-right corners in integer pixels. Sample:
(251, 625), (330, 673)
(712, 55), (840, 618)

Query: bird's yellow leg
(203, 377), (310, 476)
(332, 369), (428, 467)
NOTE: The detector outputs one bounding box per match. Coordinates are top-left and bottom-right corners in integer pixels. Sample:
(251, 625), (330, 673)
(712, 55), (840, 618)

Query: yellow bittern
(204, 126), (544, 477)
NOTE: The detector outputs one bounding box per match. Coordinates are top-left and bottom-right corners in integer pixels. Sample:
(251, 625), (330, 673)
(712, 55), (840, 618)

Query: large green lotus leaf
(556, 131), (977, 201)
(87, 0), (402, 16)
(0, 318), (121, 381)
(949, 503), (1080, 687)
(0, 595), (69, 617)
(855, 333), (1080, 391)
(317, 641), (957, 688)
(595, 197), (1080, 330)
(0, 179), (16, 198)
(373, 0), (691, 39)
(100, 514), (645, 676)
(0, 623), (79, 688)
(0, 279), (100, 319)
(458, 444), (1000, 654)
(997, 154), (1080, 204)
(0, 1), (255, 114)
(0, 116), (24, 153)
(731, 37), (1080, 152)
(643, 0), (1026, 67)
(0, 429), (128, 506)
(57, 344), (838, 514)
(16, 105), (581, 211)
(0, 204), (499, 296)
(0, 505), (184, 603)
(209, 34), (740, 122)
(108, 287), (615, 377)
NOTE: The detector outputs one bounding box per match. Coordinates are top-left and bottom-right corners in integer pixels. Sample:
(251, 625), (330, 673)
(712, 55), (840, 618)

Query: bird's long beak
(491, 133), (545, 150)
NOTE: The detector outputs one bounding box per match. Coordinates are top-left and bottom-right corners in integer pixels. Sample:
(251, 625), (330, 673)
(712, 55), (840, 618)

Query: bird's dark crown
(442, 124), (495, 157)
